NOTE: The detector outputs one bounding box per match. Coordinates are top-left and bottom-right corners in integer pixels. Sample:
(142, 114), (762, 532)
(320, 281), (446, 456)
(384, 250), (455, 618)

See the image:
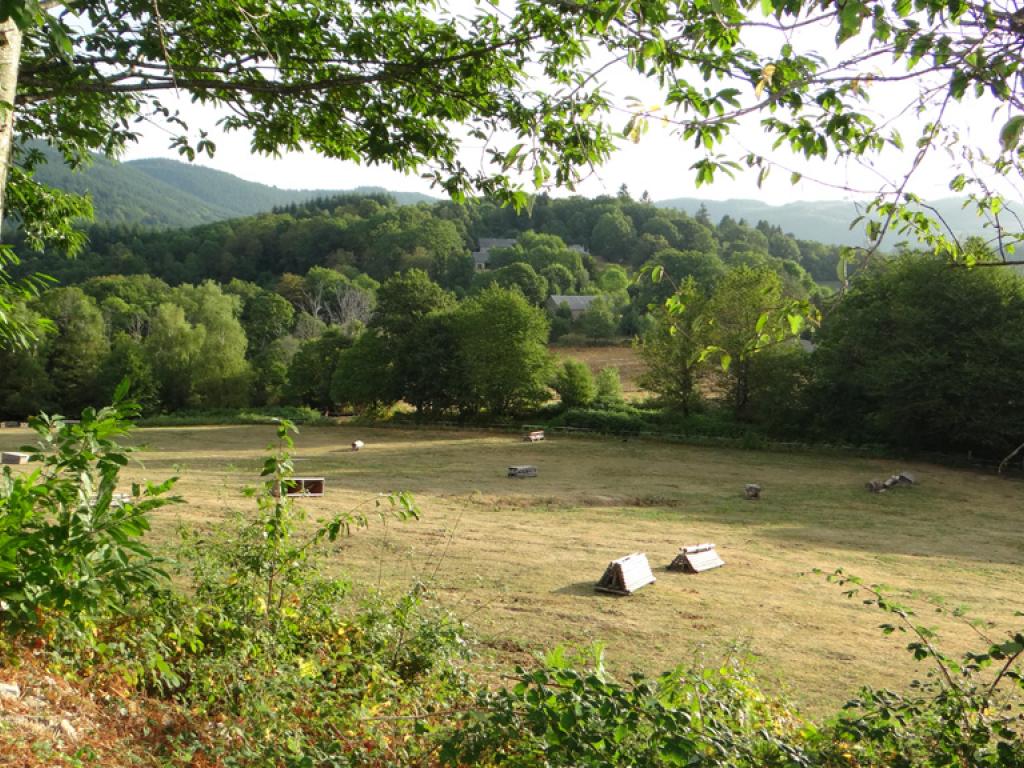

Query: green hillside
(655, 196), (1006, 247)
(28, 141), (1009, 246)
(32, 151), (239, 228)
(29, 145), (436, 228)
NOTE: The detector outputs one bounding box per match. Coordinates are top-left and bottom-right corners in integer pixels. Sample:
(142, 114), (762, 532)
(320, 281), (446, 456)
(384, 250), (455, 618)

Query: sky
(116, 7), (1010, 207)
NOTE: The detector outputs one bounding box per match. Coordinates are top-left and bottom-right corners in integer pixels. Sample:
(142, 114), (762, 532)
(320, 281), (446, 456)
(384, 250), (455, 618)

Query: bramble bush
(440, 644), (812, 768)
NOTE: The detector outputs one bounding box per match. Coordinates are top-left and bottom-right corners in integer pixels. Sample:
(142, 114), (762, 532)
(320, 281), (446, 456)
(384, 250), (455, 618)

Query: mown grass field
(2, 423), (1022, 715)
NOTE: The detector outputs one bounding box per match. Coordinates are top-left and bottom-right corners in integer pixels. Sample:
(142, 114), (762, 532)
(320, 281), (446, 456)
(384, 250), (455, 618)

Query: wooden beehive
(595, 552), (656, 595)
(668, 543), (725, 574)
(278, 477), (325, 497)
(507, 465), (537, 478)
(1, 451), (30, 465)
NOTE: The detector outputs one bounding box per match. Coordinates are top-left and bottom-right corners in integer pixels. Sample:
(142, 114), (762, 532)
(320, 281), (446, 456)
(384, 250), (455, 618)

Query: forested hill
(656, 196), (1003, 247)
(29, 142), (1003, 246)
(29, 145), (436, 229)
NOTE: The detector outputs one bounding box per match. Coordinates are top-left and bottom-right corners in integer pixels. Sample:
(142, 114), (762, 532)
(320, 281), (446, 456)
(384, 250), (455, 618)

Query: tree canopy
(6, 0), (1024, 254)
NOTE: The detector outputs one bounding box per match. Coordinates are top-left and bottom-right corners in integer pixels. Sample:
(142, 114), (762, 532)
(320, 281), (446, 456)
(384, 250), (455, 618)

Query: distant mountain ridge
(655, 196), (1006, 247)
(30, 145), (436, 229)
(30, 143), (1008, 246)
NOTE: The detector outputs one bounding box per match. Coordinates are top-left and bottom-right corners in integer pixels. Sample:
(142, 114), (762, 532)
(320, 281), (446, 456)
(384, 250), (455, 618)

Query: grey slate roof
(547, 295), (599, 312)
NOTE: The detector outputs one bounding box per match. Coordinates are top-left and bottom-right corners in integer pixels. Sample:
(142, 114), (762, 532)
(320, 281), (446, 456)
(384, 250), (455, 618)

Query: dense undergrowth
(1, 400), (1022, 766)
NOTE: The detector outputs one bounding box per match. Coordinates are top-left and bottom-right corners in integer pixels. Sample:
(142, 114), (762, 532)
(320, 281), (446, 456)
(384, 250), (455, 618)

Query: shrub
(0, 390), (178, 645)
(594, 366), (625, 407)
(743, 343), (810, 435)
(137, 405), (328, 426)
(441, 645), (809, 767)
(552, 359), (597, 408)
(113, 421), (470, 765)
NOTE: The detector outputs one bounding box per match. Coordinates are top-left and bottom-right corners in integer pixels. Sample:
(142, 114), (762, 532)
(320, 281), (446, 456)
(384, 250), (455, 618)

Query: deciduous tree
(452, 285), (552, 416)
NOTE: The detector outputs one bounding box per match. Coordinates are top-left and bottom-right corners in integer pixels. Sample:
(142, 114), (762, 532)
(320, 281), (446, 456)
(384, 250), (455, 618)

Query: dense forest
(5, 191), (1024, 457)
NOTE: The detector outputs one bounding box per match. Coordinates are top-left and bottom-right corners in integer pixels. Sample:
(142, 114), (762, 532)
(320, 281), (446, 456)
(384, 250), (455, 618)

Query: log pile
(668, 543), (725, 573)
(595, 552), (656, 595)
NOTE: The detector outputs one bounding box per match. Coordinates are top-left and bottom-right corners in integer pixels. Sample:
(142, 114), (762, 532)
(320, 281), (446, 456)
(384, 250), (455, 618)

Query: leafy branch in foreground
(818, 568), (1024, 768)
(440, 644), (809, 768)
(0, 382), (179, 642)
(240, 418), (419, 633)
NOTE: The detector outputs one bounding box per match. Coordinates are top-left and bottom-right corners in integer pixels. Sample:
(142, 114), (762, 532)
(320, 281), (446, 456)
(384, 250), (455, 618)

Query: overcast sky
(118, 10), (1009, 206)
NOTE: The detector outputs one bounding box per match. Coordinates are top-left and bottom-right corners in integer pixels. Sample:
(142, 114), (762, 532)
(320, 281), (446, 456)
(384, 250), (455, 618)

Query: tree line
(636, 252), (1024, 457)
(13, 190), (840, 290)
(5, 192), (1024, 457)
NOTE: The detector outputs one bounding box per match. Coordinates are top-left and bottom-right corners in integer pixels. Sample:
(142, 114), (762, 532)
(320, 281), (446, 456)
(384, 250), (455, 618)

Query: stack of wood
(744, 483), (761, 500)
(668, 543), (725, 573)
(866, 471), (916, 493)
(595, 552), (656, 595)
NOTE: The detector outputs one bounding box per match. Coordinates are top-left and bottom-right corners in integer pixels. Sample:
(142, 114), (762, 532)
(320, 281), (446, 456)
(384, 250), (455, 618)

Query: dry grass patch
(2, 423), (1022, 715)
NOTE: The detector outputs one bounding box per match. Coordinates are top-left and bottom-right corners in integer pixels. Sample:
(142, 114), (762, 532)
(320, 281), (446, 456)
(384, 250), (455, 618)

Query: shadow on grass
(553, 580), (619, 597)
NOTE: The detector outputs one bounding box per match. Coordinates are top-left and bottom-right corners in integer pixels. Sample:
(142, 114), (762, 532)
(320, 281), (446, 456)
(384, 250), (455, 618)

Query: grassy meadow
(2, 422), (1022, 715)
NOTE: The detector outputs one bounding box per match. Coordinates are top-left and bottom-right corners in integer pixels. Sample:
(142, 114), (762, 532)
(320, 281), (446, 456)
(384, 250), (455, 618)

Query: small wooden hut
(668, 543), (725, 574)
(595, 552), (656, 595)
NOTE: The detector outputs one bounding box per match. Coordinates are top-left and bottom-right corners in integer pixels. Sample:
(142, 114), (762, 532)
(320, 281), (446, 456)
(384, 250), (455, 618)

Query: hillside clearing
(2, 423), (1021, 715)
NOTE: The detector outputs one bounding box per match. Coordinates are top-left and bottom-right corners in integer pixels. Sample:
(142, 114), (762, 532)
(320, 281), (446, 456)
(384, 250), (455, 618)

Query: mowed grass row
(2, 423), (1022, 714)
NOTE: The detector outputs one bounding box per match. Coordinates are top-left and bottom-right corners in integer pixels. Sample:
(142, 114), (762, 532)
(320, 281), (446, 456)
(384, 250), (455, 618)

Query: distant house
(545, 294), (599, 319)
(470, 237), (516, 271)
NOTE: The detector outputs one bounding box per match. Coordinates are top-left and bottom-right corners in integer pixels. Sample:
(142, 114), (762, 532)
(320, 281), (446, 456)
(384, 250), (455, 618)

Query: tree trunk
(0, 17), (22, 236)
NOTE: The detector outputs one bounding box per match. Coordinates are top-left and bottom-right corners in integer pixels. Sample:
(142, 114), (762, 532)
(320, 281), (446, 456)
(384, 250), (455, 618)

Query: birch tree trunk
(0, 17), (22, 237)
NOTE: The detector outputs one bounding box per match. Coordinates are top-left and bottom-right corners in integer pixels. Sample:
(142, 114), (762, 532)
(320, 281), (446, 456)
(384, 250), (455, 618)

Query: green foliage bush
(808, 256), (1024, 456)
(441, 645), (808, 767)
(549, 403), (752, 441)
(811, 571), (1024, 768)
(137, 405), (329, 427)
(0, 392), (178, 643)
(594, 366), (625, 407)
(82, 421), (469, 765)
(552, 359), (597, 408)
(743, 344), (811, 437)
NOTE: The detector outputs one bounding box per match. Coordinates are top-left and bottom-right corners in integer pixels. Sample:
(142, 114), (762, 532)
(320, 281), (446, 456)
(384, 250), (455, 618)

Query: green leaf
(999, 115), (1024, 152)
